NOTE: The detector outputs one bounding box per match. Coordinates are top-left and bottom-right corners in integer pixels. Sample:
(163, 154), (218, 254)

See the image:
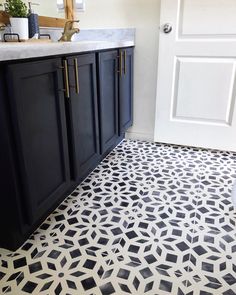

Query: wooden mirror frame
(0, 0), (74, 28)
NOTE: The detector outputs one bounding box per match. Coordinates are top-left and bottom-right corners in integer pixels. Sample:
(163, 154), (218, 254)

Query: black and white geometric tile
(1, 139), (236, 294)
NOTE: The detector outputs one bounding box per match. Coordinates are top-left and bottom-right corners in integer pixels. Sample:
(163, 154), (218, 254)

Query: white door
(154, 0), (236, 151)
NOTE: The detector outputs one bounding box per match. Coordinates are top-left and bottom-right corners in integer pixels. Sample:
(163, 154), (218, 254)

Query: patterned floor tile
(1, 139), (236, 294)
(110, 218), (195, 274)
(72, 179), (142, 209)
(0, 251), (36, 294)
(186, 225), (236, 287)
(54, 208), (134, 256)
(134, 187), (198, 223)
(177, 275), (235, 295)
(2, 242), (195, 295)
(193, 193), (236, 232)
(3, 245), (108, 294)
(90, 162), (203, 191)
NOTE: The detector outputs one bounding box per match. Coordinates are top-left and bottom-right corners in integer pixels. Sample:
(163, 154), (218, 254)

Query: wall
(76, 0), (161, 141)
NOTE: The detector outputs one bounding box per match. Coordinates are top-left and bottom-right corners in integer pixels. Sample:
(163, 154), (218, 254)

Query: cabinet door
(67, 54), (100, 182)
(6, 59), (70, 224)
(98, 50), (119, 154)
(119, 47), (134, 135)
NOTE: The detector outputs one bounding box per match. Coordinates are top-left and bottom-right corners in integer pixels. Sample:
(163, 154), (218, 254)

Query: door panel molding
(178, 0), (236, 39)
(170, 56), (236, 126)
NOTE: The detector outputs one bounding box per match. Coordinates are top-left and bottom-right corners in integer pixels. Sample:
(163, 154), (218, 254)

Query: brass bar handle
(74, 58), (80, 94)
(123, 50), (127, 76)
(63, 59), (70, 98)
(119, 51), (123, 77)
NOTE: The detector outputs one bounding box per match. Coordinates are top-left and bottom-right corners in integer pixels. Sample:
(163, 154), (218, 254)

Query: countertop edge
(0, 40), (135, 62)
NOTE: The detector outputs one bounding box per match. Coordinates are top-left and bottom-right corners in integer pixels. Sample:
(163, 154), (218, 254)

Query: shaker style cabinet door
(6, 59), (70, 224)
(118, 47), (134, 135)
(98, 50), (119, 154)
(66, 53), (100, 182)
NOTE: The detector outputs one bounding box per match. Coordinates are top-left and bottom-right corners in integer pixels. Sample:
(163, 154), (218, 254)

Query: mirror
(0, 0), (65, 19)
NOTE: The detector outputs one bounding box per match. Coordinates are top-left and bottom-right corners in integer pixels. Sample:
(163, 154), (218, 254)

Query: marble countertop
(0, 40), (134, 62)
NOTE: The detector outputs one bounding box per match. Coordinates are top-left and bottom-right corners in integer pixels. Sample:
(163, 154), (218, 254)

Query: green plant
(5, 0), (28, 18)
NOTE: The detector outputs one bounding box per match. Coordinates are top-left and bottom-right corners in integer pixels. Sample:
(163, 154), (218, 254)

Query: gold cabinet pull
(118, 51), (123, 77)
(74, 58), (80, 94)
(63, 59), (70, 98)
(123, 50), (127, 76)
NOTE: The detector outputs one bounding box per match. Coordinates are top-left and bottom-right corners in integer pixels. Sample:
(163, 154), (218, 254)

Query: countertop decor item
(5, 0), (29, 40)
(28, 1), (39, 38)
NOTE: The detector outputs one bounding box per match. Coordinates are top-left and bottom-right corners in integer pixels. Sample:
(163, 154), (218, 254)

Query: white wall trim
(125, 131), (154, 142)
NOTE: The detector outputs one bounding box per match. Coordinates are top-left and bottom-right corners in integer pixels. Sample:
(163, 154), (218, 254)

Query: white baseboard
(125, 131), (154, 142)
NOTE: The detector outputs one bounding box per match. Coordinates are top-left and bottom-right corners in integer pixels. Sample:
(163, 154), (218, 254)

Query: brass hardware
(123, 50), (127, 76)
(74, 58), (80, 94)
(116, 55), (120, 74)
(118, 51), (123, 77)
(63, 60), (70, 98)
(59, 20), (80, 42)
(0, 22), (6, 31)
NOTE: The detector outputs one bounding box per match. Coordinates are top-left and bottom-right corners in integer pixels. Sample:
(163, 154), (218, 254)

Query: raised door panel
(119, 48), (134, 135)
(6, 59), (70, 223)
(67, 53), (100, 182)
(179, 0), (236, 38)
(172, 57), (236, 125)
(98, 50), (119, 154)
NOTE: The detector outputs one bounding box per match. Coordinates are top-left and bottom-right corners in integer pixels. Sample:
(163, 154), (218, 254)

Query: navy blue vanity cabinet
(98, 50), (119, 154)
(0, 46), (134, 250)
(6, 59), (71, 227)
(66, 53), (100, 183)
(118, 48), (134, 135)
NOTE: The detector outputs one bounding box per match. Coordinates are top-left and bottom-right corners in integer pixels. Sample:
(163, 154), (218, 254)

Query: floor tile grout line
(176, 155), (203, 287)
(172, 151), (206, 287)
(186, 152), (206, 280)
(183, 151), (218, 287)
(99, 206), (140, 280)
(192, 152), (207, 229)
